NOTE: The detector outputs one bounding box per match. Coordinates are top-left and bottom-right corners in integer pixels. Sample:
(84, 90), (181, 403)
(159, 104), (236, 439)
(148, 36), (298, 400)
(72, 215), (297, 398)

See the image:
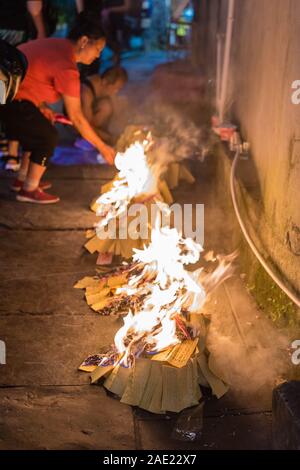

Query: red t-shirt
(16, 38), (80, 106)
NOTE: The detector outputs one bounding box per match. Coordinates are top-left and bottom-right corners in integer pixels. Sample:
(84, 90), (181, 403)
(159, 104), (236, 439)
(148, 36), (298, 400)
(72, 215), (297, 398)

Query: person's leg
(2, 100), (59, 203)
(5, 140), (20, 171)
(11, 151), (52, 192)
(93, 97), (113, 129)
(17, 151), (31, 182)
(23, 162), (47, 192)
(9, 151), (30, 191)
(18, 120), (59, 203)
(93, 97), (114, 144)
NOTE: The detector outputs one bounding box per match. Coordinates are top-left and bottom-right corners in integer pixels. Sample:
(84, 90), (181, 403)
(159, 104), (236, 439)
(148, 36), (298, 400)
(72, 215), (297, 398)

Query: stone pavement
(0, 162), (283, 450)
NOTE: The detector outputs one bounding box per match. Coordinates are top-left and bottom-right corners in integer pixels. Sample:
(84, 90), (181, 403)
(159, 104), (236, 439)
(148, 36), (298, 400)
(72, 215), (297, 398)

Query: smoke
(112, 92), (210, 173)
(204, 287), (290, 396)
(108, 63), (292, 404)
(145, 100), (206, 162)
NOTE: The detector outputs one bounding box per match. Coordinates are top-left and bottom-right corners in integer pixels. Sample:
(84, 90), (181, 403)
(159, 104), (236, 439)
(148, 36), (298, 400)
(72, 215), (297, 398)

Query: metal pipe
(219, 0), (235, 122)
(216, 33), (222, 110)
(230, 148), (300, 309)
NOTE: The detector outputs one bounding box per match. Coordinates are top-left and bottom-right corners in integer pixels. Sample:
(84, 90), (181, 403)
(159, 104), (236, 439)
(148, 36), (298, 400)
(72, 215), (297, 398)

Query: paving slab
(0, 386), (135, 450)
(0, 274), (95, 317)
(0, 164), (116, 181)
(0, 314), (122, 386)
(203, 389), (272, 416)
(0, 230), (96, 281)
(136, 411), (272, 450)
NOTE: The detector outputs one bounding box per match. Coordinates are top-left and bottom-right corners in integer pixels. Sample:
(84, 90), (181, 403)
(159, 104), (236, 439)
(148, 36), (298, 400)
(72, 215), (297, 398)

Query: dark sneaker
(11, 179), (52, 192)
(16, 188), (60, 204)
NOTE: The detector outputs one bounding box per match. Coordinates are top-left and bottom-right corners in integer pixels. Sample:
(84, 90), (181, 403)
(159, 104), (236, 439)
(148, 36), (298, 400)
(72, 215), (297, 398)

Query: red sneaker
(11, 179), (52, 192)
(16, 188), (60, 204)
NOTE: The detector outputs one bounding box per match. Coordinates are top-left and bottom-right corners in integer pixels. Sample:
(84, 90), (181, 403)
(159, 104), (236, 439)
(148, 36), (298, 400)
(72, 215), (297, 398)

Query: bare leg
(16, 160), (58, 203)
(5, 140), (20, 171)
(95, 127), (115, 146)
(23, 162), (46, 192)
(93, 99), (113, 129)
(93, 100), (114, 144)
(17, 151), (31, 181)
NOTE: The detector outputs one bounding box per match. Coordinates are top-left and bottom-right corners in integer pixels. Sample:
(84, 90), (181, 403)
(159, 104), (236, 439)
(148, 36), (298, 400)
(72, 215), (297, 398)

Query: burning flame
(99, 226), (236, 368)
(82, 224), (237, 370)
(83, 134), (237, 371)
(95, 140), (158, 235)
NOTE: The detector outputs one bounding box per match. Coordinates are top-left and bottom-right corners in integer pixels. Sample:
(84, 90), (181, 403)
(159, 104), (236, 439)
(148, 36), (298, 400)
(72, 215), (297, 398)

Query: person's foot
(11, 178), (52, 192)
(16, 188), (60, 204)
(96, 252), (113, 265)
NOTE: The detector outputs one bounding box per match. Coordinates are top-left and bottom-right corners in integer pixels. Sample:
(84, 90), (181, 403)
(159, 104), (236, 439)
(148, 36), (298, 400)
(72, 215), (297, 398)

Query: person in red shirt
(0, 12), (115, 204)
(0, 0), (47, 172)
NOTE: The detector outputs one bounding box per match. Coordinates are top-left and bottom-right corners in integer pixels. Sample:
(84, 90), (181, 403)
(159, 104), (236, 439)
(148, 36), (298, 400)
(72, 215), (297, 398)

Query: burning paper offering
(85, 138), (175, 262)
(76, 225), (237, 413)
(86, 124), (197, 264)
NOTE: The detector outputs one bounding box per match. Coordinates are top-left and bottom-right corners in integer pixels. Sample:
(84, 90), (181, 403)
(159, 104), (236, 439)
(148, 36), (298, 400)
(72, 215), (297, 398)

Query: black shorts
(0, 99), (58, 166)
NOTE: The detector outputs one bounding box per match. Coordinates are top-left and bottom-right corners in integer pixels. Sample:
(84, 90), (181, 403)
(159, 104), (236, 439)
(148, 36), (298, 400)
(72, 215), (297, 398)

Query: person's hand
(39, 103), (55, 124)
(99, 143), (116, 165)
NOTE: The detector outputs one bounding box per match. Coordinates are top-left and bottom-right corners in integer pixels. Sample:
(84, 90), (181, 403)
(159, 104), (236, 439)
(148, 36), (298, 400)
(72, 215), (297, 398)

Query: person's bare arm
(27, 1), (46, 38)
(63, 94), (116, 165)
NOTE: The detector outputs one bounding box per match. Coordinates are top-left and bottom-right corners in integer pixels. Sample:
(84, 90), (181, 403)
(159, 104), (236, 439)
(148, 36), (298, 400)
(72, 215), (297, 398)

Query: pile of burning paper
(85, 135), (174, 262)
(115, 125), (196, 190)
(86, 126), (197, 263)
(75, 119), (236, 414)
(75, 225), (236, 413)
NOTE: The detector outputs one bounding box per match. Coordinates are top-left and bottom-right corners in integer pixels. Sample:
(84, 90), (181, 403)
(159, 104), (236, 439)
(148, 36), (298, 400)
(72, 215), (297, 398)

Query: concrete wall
(193, 0), (300, 294)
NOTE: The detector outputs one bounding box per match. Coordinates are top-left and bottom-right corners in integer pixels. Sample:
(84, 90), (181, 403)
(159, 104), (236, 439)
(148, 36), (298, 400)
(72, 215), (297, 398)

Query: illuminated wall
(193, 0), (300, 293)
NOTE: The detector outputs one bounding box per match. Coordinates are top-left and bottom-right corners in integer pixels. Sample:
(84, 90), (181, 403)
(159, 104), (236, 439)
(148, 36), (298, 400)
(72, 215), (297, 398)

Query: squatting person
(80, 65), (128, 146)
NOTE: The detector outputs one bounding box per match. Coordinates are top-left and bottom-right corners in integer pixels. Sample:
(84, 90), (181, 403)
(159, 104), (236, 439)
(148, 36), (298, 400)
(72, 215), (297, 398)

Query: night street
(1, 0), (300, 456)
(0, 52), (289, 450)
